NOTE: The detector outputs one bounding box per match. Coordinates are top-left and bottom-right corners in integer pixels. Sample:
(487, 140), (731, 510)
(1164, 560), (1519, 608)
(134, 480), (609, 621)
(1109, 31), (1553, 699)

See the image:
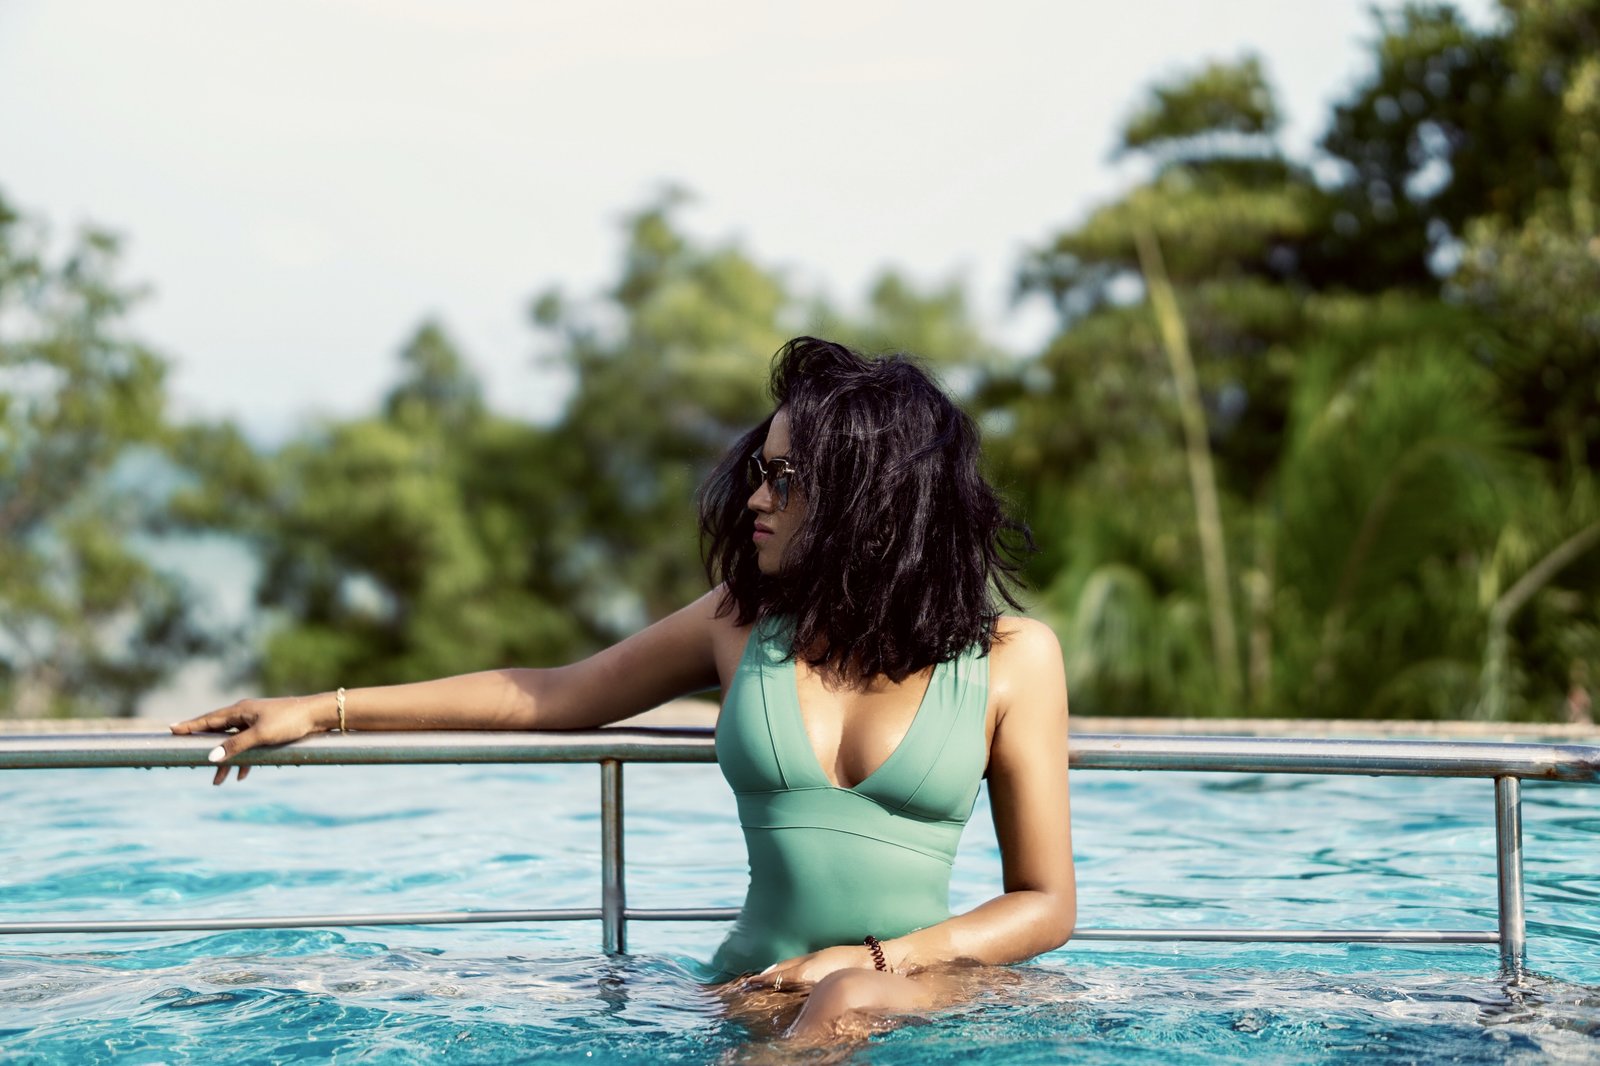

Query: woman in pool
(172, 336), (1075, 1041)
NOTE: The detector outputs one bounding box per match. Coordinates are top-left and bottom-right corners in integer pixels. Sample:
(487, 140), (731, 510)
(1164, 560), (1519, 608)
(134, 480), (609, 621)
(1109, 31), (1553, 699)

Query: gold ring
(773, 974), (783, 992)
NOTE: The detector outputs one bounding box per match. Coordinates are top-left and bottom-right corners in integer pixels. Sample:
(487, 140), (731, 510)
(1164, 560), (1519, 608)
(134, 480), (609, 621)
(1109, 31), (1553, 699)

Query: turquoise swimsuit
(709, 618), (990, 979)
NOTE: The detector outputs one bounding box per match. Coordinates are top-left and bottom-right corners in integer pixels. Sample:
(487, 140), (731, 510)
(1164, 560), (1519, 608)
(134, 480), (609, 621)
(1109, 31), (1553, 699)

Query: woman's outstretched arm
(171, 588), (729, 783)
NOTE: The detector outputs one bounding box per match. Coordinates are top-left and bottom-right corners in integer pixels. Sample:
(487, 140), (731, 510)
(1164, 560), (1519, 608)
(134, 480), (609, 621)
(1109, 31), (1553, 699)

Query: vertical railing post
(600, 759), (626, 954)
(1494, 775), (1525, 970)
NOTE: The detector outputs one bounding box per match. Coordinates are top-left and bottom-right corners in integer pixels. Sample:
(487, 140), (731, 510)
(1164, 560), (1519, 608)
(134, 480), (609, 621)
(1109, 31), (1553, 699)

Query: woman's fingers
(170, 712), (218, 734)
(208, 726), (264, 764)
(179, 698), (308, 786)
(753, 949), (826, 990)
(200, 724), (269, 787)
(749, 966), (802, 991)
(170, 703), (255, 735)
(179, 696), (321, 786)
(172, 704), (253, 786)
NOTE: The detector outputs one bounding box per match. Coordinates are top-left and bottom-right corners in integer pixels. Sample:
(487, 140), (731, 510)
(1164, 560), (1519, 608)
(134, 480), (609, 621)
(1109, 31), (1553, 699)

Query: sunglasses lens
(746, 452), (793, 510)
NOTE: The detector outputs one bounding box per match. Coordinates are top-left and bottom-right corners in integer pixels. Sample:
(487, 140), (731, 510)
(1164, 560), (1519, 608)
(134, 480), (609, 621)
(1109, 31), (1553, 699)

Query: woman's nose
(747, 481), (774, 512)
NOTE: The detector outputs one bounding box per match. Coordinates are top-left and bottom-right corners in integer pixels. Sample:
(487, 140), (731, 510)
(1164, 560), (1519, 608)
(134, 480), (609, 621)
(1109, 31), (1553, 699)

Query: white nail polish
(208, 746), (226, 763)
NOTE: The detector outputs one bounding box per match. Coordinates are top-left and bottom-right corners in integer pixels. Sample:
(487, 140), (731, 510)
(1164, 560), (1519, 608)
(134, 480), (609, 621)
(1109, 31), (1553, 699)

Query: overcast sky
(2, 0), (1498, 440)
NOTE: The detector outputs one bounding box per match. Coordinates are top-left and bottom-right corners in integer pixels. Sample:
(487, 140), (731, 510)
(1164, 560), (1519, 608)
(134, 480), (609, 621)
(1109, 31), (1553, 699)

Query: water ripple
(0, 760), (1596, 1062)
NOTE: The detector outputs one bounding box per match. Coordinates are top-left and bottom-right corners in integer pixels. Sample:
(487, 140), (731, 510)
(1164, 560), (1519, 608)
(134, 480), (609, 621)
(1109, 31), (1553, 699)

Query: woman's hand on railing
(170, 696), (331, 786)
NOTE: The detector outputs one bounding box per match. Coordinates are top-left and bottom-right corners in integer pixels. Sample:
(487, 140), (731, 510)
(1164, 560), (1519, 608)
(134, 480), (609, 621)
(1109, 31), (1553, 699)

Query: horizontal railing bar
(1, 730), (1585, 958)
(1070, 928), (1500, 944)
(0, 908), (603, 934)
(1073, 735), (1599, 782)
(1, 730), (1596, 782)
(0, 729), (718, 770)
(0, 908), (1502, 944)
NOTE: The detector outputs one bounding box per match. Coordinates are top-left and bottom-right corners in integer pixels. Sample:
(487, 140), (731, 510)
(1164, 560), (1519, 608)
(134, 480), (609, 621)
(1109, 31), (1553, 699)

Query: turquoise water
(1, 759), (1597, 1062)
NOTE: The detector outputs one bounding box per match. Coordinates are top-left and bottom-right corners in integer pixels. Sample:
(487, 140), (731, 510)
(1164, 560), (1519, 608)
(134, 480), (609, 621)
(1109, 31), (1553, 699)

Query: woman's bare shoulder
(987, 616), (1068, 712)
(700, 585), (757, 686)
(991, 615), (1063, 659)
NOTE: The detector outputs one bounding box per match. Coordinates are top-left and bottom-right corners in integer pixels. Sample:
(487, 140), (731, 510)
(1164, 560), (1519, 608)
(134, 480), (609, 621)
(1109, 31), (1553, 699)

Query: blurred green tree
(1449, 1), (1600, 719)
(526, 190), (794, 627)
(1316, 1), (1598, 290)
(171, 321), (601, 694)
(530, 189), (1001, 630)
(40, 0), (1596, 724)
(177, 191), (999, 695)
(0, 192), (208, 717)
(998, 2), (1599, 722)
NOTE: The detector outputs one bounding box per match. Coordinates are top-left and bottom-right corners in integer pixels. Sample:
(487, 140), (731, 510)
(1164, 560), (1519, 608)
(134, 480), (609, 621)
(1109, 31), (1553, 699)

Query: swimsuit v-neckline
(766, 634), (940, 794)
(709, 617), (993, 979)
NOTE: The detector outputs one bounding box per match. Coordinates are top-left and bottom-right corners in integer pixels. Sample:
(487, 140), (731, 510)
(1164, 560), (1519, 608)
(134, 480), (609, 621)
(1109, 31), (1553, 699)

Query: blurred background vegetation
(2, 1), (1595, 723)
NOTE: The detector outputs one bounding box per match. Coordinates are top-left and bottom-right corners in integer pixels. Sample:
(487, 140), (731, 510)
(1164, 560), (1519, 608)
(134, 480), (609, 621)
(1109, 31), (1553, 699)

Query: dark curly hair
(699, 336), (1034, 682)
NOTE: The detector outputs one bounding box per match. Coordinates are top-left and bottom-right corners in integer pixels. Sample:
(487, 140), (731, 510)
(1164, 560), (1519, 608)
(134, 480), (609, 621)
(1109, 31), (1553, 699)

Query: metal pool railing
(1, 729), (1596, 969)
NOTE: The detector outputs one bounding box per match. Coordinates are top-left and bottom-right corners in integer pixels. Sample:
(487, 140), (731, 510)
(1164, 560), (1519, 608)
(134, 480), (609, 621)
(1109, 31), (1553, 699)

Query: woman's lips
(753, 522), (775, 543)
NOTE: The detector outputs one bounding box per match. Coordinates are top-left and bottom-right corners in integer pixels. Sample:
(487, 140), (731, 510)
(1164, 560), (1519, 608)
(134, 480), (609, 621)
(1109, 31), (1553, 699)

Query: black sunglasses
(746, 450), (797, 511)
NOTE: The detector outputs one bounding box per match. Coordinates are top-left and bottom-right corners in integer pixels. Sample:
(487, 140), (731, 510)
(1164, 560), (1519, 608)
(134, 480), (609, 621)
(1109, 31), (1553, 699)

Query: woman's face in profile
(748, 408), (804, 575)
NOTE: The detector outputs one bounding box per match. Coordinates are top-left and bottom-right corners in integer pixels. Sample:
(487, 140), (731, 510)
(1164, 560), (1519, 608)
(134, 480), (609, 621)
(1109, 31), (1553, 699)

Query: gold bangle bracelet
(336, 687), (347, 732)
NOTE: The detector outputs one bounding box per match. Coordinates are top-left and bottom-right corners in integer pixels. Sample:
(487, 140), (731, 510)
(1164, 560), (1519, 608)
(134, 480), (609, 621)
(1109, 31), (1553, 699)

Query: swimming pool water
(2, 757), (1597, 1063)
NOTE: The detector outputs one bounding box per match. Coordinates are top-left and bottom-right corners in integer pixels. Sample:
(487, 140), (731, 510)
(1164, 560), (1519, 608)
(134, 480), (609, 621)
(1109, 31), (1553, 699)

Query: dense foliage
(999, 0), (1599, 720)
(4, 0), (1595, 722)
(0, 200), (213, 716)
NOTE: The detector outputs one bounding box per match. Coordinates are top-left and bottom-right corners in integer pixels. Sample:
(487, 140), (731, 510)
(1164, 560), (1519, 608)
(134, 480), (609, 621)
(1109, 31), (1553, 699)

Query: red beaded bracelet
(863, 935), (889, 972)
